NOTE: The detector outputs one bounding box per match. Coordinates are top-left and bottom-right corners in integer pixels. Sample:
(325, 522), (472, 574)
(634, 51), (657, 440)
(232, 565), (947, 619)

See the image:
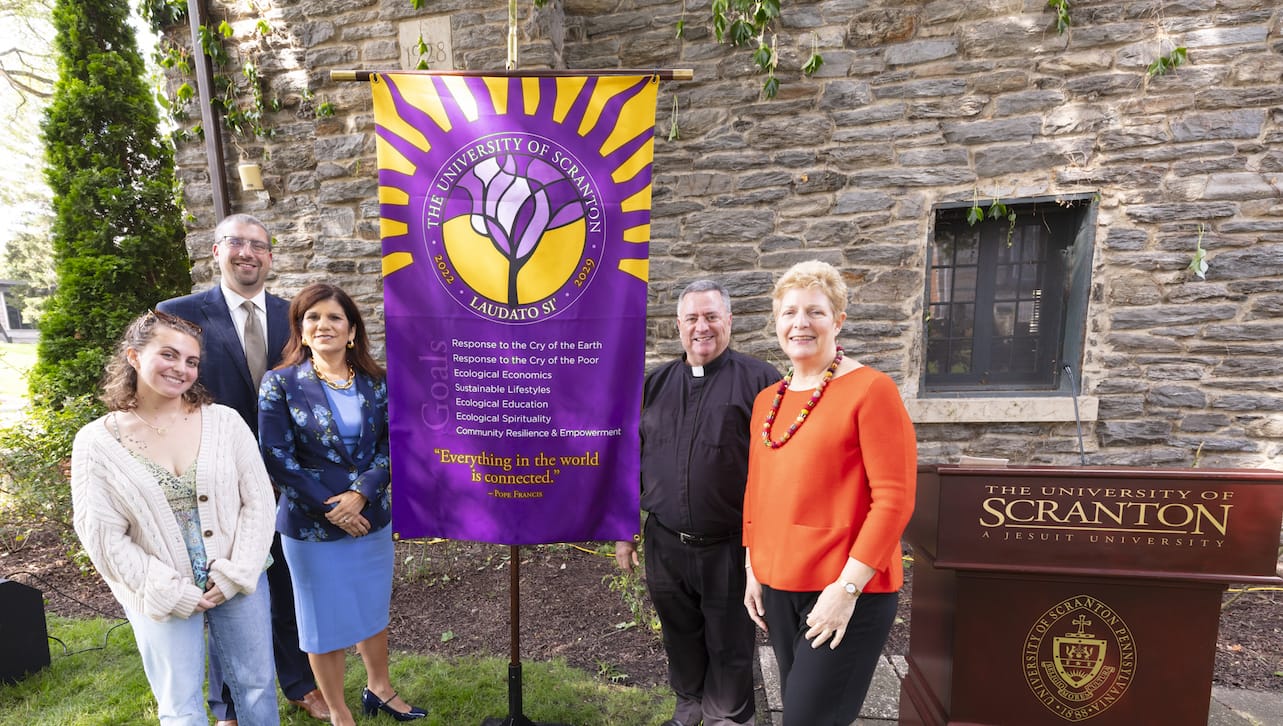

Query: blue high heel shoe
(361, 687), (427, 721)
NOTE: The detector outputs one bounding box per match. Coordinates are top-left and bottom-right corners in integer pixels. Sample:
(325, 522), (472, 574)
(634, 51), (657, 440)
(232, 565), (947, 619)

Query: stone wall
(162, 0), (1283, 469)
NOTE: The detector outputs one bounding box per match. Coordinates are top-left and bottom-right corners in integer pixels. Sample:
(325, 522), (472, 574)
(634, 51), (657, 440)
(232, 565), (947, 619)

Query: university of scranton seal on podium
(1023, 595), (1136, 721)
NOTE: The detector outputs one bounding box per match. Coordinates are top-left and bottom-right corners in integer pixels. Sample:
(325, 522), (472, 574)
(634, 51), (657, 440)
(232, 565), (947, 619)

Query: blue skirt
(282, 525), (393, 653)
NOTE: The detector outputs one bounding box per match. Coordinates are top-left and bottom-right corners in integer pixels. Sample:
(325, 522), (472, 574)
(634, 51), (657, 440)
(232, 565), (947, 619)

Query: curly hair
(99, 310), (215, 412)
(771, 259), (849, 317)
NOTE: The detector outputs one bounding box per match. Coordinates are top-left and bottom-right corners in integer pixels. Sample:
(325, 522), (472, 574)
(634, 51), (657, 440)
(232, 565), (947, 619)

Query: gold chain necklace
(760, 346), (843, 449)
(130, 408), (183, 436)
(313, 360), (356, 390)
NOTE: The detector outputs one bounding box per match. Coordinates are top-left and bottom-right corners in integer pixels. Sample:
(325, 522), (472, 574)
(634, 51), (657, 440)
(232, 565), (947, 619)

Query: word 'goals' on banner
(371, 72), (657, 545)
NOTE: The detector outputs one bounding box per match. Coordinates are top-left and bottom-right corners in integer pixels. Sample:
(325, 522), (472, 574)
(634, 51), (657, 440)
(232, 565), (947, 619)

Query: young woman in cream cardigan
(71, 310), (279, 725)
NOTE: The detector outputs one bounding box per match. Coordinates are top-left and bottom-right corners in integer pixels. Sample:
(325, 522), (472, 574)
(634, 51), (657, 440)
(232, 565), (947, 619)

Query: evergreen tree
(31, 0), (192, 409)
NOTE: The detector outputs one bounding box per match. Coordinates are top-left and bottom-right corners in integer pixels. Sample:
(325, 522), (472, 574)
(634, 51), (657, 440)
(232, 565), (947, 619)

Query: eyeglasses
(220, 236), (272, 253)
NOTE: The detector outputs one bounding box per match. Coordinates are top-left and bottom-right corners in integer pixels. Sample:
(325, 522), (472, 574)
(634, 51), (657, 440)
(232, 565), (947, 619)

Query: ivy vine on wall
(143, 0), (333, 150)
(1047, 0), (1190, 79)
(698, 0), (823, 98)
(1147, 46), (1188, 78)
(408, 0), (822, 99)
(967, 189), (1017, 246)
(1047, 0), (1071, 34)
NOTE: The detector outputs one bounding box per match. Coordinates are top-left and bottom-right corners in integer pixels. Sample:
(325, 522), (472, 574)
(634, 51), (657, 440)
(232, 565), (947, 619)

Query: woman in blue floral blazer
(259, 283), (425, 725)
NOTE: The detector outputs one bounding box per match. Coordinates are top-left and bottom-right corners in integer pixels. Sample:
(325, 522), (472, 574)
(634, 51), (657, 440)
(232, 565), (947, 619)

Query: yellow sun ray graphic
(382, 251), (414, 276)
(617, 258), (648, 282)
(599, 81), (659, 157)
(620, 185), (653, 214)
(376, 136), (417, 177)
(443, 76), (479, 122)
(553, 76), (588, 123)
(483, 76), (509, 114)
(612, 137), (654, 185)
(521, 76), (540, 115)
(380, 218), (409, 239)
(622, 224), (650, 243)
(371, 79), (433, 151)
(378, 74), (453, 134)
(379, 185), (410, 205)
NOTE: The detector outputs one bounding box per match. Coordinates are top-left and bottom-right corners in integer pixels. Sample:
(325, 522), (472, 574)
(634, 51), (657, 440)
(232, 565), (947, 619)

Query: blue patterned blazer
(258, 360), (392, 541)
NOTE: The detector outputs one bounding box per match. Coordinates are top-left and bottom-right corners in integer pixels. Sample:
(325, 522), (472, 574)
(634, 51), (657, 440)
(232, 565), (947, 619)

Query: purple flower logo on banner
(459, 153), (586, 308)
(422, 133), (606, 325)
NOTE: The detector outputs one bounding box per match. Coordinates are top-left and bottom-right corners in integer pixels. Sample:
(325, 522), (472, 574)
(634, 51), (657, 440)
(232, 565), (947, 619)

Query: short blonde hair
(771, 260), (848, 316)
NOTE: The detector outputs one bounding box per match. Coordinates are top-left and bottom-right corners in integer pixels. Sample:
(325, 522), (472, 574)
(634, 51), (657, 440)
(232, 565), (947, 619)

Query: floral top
(131, 455), (209, 590)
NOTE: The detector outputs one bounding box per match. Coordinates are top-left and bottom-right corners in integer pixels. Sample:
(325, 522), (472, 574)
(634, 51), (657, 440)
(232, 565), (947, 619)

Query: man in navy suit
(158, 213), (329, 724)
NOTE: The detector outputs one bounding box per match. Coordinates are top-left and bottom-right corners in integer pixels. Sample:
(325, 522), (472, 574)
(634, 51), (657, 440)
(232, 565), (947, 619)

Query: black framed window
(924, 197), (1095, 394)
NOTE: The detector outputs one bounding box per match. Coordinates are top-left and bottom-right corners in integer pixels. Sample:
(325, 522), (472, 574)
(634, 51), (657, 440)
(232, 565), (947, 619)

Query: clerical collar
(685, 350), (730, 379)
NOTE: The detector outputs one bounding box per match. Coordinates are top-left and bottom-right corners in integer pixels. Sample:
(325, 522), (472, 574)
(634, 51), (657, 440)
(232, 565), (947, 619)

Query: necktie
(242, 300), (267, 389)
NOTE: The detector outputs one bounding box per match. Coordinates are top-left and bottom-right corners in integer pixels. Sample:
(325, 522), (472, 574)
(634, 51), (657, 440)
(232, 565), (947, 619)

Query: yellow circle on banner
(442, 215), (585, 305)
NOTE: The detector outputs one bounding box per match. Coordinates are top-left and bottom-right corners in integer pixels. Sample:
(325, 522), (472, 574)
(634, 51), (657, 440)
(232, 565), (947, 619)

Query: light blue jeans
(125, 573), (279, 726)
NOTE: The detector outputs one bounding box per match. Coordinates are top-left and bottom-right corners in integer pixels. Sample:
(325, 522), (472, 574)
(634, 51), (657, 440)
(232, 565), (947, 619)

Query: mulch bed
(2, 525), (1279, 693)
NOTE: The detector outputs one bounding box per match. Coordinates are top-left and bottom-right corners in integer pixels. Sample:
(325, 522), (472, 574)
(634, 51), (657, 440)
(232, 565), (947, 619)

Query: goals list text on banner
(371, 72), (656, 544)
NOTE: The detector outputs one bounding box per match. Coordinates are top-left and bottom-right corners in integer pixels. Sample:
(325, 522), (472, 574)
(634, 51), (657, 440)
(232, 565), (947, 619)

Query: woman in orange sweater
(743, 260), (917, 725)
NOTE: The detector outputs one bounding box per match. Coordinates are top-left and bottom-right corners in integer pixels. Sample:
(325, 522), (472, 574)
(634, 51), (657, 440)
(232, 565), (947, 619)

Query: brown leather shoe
(288, 688), (332, 720)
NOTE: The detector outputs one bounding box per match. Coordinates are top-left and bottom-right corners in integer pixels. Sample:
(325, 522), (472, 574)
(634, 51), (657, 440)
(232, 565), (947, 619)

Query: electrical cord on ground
(3, 569), (130, 658)
(397, 537), (616, 559)
(567, 542), (614, 557)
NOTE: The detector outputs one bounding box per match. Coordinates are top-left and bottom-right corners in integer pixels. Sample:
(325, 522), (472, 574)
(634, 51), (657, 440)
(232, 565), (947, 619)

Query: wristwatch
(840, 581), (861, 596)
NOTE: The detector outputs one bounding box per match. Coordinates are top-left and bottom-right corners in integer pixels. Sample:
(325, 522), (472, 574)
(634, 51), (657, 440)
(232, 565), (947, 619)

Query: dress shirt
(220, 282), (269, 351)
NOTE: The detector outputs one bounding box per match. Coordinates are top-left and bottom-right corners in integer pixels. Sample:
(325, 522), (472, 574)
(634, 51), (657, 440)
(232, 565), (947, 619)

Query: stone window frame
(908, 193), (1098, 425)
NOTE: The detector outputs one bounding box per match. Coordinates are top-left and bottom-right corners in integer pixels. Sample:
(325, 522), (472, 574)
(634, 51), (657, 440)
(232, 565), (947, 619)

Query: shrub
(31, 0), (192, 411)
(0, 394), (102, 538)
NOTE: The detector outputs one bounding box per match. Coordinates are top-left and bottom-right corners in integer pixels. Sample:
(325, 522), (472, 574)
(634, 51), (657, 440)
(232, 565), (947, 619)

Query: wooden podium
(899, 465), (1283, 726)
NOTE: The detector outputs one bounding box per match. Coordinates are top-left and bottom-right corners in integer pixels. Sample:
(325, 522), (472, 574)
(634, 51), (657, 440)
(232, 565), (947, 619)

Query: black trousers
(209, 532), (317, 719)
(762, 585), (897, 726)
(644, 516), (757, 726)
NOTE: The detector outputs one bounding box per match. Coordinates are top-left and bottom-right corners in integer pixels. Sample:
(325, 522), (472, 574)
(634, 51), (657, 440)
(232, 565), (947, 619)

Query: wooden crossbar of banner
(332, 68), (693, 82)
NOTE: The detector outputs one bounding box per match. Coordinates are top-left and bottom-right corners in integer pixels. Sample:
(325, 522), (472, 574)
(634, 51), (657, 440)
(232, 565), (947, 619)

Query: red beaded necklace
(761, 346), (844, 449)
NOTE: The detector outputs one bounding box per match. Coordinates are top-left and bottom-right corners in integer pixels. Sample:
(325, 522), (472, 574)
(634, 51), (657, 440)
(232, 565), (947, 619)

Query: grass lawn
(0, 342), (37, 425)
(0, 342), (36, 385)
(0, 617), (672, 726)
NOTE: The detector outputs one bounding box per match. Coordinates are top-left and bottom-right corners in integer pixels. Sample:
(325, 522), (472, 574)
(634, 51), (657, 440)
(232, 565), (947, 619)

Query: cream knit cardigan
(71, 403), (276, 622)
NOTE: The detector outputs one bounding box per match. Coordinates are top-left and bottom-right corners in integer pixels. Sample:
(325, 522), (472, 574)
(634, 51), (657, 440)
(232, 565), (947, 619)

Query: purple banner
(371, 73), (656, 544)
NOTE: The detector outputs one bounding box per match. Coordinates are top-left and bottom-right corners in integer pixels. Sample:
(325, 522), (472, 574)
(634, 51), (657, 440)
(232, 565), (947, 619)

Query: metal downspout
(186, 0), (230, 221)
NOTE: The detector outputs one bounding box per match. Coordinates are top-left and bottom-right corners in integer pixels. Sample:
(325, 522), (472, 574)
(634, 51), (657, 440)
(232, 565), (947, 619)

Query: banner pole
(481, 545), (571, 726)
(506, 545), (526, 722)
